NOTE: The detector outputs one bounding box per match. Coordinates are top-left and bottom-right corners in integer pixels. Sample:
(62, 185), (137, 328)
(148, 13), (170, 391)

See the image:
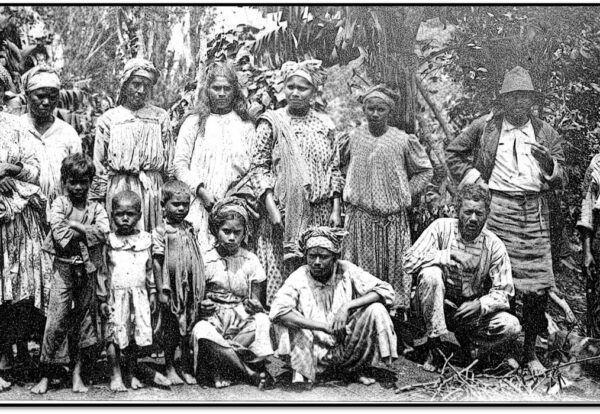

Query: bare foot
(30, 377), (49, 394)
(357, 375), (376, 385)
(526, 357), (546, 376)
(0, 376), (11, 391)
(182, 372), (197, 385)
(214, 373), (231, 388)
(72, 374), (89, 393)
(130, 376), (144, 390)
(165, 366), (184, 385)
(153, 371), (172, 387)
(109, 375), (127, 392)
(422, 349), (439, 372)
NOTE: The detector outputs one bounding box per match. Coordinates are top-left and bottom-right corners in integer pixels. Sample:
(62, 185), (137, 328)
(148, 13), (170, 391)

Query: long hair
(190, 62), (249, 136)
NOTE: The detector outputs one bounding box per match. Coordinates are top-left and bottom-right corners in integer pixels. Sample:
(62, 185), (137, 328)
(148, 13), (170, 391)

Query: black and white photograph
(0, 3), (598, 404)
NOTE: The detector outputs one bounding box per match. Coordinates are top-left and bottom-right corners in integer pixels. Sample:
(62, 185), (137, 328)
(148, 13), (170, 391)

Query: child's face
(217, 217), (245, 255)
(65, 176), (90, 203)
(112, 200), (141, 235)
(163, 192), (190, 224)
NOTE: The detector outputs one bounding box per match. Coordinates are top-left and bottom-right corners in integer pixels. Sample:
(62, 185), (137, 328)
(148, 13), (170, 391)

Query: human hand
(527, 142), (554, 175)
(243, 298), (265, 315)
(329, 210), (342, 228)
(197, 187), (217, 212)
(149, 293), (157, 313)
(584, 247), (596, 278)
(28, 194), (46, 212)
(450, 250), (474, 270)
(454, 299), (481, 320)
(199, 299), (217, 318)
(332, 304), (350, 341)
(0, 177), (16, 195)
(158, 290), (170, 305)
(99, 302), (111, 318)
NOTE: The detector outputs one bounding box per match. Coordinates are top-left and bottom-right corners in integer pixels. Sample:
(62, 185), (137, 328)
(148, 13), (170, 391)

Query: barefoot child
(32, 153), (109, 394)
(98, 190), (167, 391)
(191, 197), (273, 389)
(152, 180), (205, 385)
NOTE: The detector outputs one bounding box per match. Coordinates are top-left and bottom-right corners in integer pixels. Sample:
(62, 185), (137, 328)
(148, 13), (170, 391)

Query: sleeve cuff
(542, 159), (559, 182)
(459, 168), (481, 189)
(433, 249), (452, 266)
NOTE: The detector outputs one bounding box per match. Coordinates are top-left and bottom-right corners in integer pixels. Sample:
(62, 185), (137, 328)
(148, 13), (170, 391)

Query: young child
(98, 190), (169, 392)
(152, 180), (205, 385)
(32, 153), (109, 394)
(192, 197), (272, 389)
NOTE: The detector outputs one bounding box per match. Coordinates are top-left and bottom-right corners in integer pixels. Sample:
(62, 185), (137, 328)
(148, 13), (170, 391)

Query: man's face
(207, 76), (234, 112)
(503, 91), (534, 127)
(458, 199), (488, 241)
(123, 75), (152, 110)
(306, 247), (336, 282)
(29, 87), (59, 121)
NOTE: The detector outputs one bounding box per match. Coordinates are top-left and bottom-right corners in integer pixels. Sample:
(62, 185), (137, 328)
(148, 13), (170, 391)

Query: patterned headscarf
(358, 84), (398, 109)
(298, 226), (348, 255)
(117, 58), (160, 105)
(281, 59), (327, 89)
(21, 65), (61, 93)
(208, 197), (251, 238)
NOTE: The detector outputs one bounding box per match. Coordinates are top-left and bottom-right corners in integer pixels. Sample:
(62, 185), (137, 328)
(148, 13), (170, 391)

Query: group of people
(0, 54), (586, 396)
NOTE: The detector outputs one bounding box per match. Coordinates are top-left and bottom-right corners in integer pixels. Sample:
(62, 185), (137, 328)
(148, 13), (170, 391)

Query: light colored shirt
(403, 218), (514, 316)
(104, 231), (155, 292)
(21, 113), (82, 207)
(270, 260), (395, 323)
(488, 119), (554, 192)
(204, 247), (266, 305)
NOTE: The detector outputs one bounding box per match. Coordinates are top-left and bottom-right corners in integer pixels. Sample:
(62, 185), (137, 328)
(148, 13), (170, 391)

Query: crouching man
(403, 184), (521, 370)
(269, 227), (398, 386)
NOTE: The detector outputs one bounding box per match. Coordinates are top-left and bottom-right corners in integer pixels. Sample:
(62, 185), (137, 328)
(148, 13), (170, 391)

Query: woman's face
(217, 217), (245, 255)
(363, 97), (391, 129)
(284, 76), (315, 111)
(208, 76), (234, 112)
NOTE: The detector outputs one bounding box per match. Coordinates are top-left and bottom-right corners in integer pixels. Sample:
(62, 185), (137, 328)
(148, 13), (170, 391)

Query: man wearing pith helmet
(446, 65), (566, 375)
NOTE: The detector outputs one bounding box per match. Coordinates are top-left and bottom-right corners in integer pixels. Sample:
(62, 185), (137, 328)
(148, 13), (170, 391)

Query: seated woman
(269, 227), (398, 386)
(191, 198), (273, 388)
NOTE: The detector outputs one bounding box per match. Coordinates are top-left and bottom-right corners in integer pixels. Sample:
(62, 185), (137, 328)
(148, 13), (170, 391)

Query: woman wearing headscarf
(0, 65), (47, 391)
(174, 62), (255, 251)
(340, 85), (433, 312)
(269, 226), (397, 386)
(250, 60), (344, 306)
(92, 58), (173, 232)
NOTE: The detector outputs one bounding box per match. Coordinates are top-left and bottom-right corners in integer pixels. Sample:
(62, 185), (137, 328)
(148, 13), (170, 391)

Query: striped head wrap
(299, 226), (348, 255)
(359, 84), (398, 109)
(208, 197), (251, 238)
(117, 58), (160, 105)
(281, 59), (326, 89)
(21, 65), (61, 93)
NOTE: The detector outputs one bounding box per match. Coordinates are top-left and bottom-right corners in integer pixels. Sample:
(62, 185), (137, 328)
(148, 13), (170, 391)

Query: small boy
(32, 153), (109, 394)
(152, 180), (205, 385)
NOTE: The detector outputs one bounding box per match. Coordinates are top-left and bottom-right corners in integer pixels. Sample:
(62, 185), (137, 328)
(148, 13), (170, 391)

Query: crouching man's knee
(418, 266), (444, 290)
(495, 312), (522, 340)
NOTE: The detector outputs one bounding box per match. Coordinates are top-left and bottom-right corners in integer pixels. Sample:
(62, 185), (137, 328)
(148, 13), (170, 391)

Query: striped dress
(92, 104), (173, 232)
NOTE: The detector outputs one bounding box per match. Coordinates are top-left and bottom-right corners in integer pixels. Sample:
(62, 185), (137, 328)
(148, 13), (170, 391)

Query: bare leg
(164, 336), (184, 385)
(30, 377), (48, 394)
(199, 339), (261, 387)
(71, 356), (88, 393)
(0, 376), (11, 391)
(524, 332), (545, 376)
(107, 343), (127, 392)
(135, 362), (172, 387)
(180, 337), (196, 385)
(125, 347), (144, 390)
